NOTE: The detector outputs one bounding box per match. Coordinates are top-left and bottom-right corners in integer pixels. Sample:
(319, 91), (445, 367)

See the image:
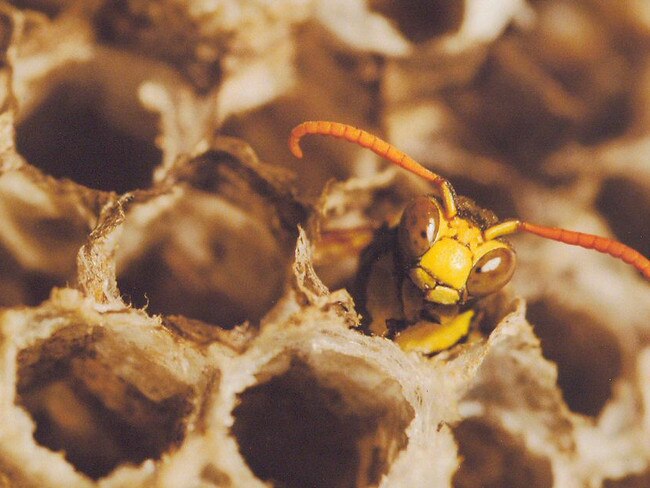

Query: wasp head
(397, 195), (516, 306)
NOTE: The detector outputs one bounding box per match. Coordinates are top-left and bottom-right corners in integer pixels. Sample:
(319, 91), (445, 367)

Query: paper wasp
(290, 121), (650, 354)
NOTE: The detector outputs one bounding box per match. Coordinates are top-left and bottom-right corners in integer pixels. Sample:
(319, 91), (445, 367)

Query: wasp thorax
(397, 195), (442, 260)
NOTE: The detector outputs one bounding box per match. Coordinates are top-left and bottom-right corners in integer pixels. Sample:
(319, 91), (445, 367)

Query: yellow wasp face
(397, 196), (516, 306)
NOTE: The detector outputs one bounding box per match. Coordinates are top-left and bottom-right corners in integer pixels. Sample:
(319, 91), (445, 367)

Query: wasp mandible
(290, 121), (650, 355)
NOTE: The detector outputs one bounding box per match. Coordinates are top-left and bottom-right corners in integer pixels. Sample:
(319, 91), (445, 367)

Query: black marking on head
(454, 195), (499, 231)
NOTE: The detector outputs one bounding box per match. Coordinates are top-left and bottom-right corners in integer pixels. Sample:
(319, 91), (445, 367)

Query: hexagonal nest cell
(16, 80), (162, 193)
(0, 246), (62, 307)
(114, 185), (296, 328)
(0, 168), (99, 308)
(14, 43), (166, 194)
(452, 419), (554, 488)
(232, 356), (414, 488)
(526, 299), (623, 417)
(603, 471), (650, 488)
(596, 177), (650, 258)
(15, 326), (194, 480)
(369, 0), (465, 43)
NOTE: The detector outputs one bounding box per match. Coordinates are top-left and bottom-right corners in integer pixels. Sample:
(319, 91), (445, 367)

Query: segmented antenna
(519, 221), (650, 280)
(485, 219), (650, 280)
(290, 121), (650, 281)
(289, 121), (458, 218)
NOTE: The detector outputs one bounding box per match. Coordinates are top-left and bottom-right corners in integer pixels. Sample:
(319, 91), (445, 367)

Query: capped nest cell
(1, 1), (650, 487)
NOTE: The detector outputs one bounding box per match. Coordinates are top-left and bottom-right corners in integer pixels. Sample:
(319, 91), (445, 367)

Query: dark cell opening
(0, 171), (93, 307)
(577, 92), (634, 145)
(232, 358), (412, 488)
(116, 163), (296, 330)
(94, 0), (222, 93)
(0, 10), (14, 54)
(596, 177), (650, 260)
(117, 244), (252, 329)
(0, 246), (63, 307)
(369, 0), (465, 43)
(7, 1), (63, 17)
(21, 270), (61, 304)
(15, 331), (192, 480)
(16, 82), (162, 194)
(444, 39), (573, 173)
(526, 300), (622, 417)
(453, 419), (554, 488)
(604, 471), (650, 488)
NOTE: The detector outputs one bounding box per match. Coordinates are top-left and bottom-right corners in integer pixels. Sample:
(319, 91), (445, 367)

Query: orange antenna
(485, 220), (650, 280)
(290, 121), (458, 218)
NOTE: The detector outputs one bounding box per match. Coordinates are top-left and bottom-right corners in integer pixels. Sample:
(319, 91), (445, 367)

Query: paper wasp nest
(1, 1), (649, 487)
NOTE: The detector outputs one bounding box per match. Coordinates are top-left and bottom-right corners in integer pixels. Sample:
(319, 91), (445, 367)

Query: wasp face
(397, 196), (516, 305)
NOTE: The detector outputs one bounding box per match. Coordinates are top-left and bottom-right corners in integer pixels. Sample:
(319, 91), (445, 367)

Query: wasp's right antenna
(290, 121), (458, 218)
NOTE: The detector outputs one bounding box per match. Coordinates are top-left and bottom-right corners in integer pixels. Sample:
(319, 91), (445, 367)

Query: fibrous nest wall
(0, 1), (649, 487)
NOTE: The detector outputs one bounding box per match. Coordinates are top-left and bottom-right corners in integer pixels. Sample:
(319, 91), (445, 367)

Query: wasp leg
(361, 251), (404, 337)
(313, 226), (375, 263)
(394, 309), (475, 354)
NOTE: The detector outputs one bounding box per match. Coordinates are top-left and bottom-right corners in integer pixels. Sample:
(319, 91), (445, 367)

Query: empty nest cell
(94, 0), (223, 93)
(116, 190), (288, 328)
(444, 42), (572, 172)
(0, 246), (61, 307)
(443, 11), (635, 172)
(6, 1), (63, 17)
(369, 0), (465, 43)
(0, 171), (94, 307)
(452, 418), (554, 488)
(15, 325), (194, 480)
(15, 51), (163, 194)
(526, 299), (623, 417)
(596, 177), (650, 259)
(231, 355), (414, 488)
(603, 470), (650, 488)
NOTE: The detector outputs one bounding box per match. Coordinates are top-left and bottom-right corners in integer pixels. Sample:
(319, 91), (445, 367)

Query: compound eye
(398, 196), (441, 259)
(467, 246), (516, 297)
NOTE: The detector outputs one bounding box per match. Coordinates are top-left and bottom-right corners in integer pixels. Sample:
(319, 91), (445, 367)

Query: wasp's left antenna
(485, 220), (650, 280)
